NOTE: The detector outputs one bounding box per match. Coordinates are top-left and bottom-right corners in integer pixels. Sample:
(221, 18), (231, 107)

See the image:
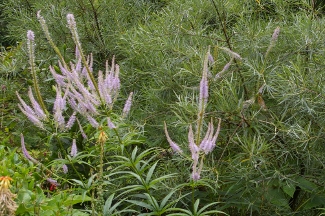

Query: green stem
(28, 38), (48, 116)
(210, 0), (248, 99)
(37, 14), (68, 69)
(96, 140), (104, 216)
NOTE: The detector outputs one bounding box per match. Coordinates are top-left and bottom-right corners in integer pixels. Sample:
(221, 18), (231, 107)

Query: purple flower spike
(16, 91), (44, 129)
(199, 118), (221, 154)
(86, 115), (99, 128)
(192, 171), (201, 181)
(66, 112), (77, 130)
(20, 133), (38, 163)
(164, 122), (183, 154)
(208, 54), (214, 64)
(62, 164), (68, 174)
(199, 77), (208, 107)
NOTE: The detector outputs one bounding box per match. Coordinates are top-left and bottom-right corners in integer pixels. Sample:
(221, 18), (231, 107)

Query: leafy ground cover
(1, 0), (325, 215)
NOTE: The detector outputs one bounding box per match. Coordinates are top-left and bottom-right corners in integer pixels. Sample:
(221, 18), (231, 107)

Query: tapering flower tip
(77, 119), (88, 139)
(258, 83), (265, 94)
(220, 47), (242, 60)
(36, 10), (42, 19)
(20, 134), (38, 163)
(27, 30), (34, 41)
(215, 61), (231, 80)
(28, 87), (46, 120)
(271, 26), (280, 41)
(16, 91), (45, 129)
(62, 164), (68, 174)
(66, 112), (77, 130)
(164, 122), (183, 154)
(122, 92), (133, 117)
(200, 118), (221, 154)
(112, 64), (120, 90)
(208, 53), (214, 64)
(107, 117), (116, 129)
(66, 14), (76, 29)
(86, 115), (99, 128)
(71, 139), (77, 157)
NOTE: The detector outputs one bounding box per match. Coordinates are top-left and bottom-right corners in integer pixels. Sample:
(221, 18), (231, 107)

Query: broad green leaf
(127, 199), (154, 211)
(295, 176), (318, 192)
(70, 179), (85, 188)
(282, 184), (295, 198)
(63, 194), (92, 206)
(266, 188), (290, 209)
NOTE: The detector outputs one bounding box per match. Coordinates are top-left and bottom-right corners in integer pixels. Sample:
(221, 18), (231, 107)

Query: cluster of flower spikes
(17, 13), (133, 176)
(16, 13), (133, 133)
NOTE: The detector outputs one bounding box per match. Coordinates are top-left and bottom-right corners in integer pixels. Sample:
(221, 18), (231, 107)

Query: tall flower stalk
(164, 48), (222, 181)
(37, 11), (68, 68)
(27, 30), (48, 116)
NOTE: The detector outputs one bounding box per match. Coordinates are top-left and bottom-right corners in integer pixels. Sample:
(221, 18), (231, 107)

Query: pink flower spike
(107, 117), (116, 129)
(272, 26), (280, 41)
(122, 92), (133, 118)
(164, 122), (182, 154)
